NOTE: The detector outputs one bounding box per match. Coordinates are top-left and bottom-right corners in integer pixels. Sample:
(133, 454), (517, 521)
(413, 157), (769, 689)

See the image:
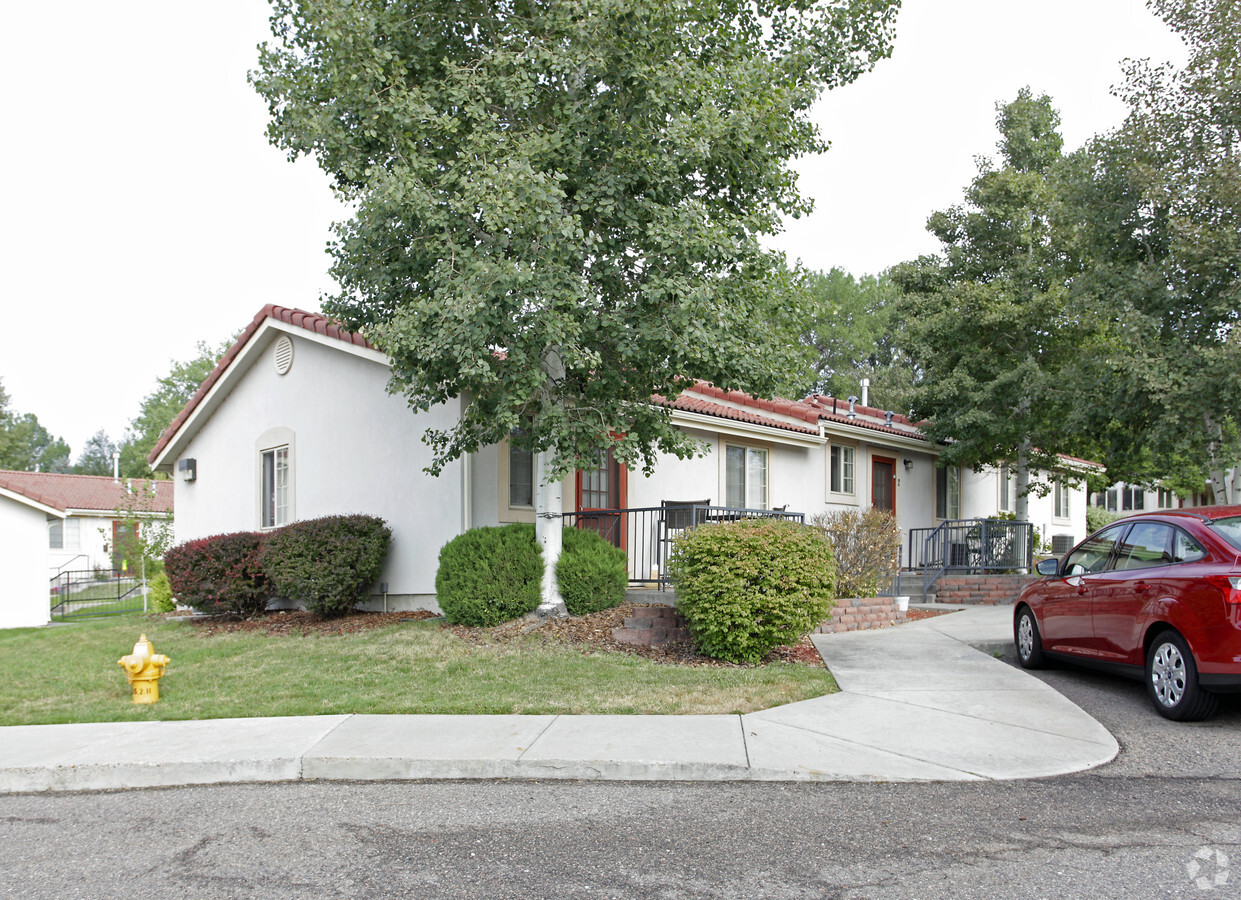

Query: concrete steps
(611, 605), (688, 646)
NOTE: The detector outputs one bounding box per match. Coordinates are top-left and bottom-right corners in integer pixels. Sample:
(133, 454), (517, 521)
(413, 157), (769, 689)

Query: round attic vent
(274, 336), (294, 375)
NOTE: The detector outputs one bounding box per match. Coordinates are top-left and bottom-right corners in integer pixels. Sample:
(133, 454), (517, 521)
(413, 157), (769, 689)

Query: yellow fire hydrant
(117, 634), (170, 704)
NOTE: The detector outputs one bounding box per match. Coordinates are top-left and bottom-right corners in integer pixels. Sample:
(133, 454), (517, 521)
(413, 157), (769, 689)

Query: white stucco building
(0, 471), (174, 629)
(149, 305), (1097, 610)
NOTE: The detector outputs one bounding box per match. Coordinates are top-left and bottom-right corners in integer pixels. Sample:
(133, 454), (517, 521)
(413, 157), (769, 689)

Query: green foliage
(0, 379), (71, 473)
(556, 527), (627, 616)
(74, 429), (118, 477)
(668, 518), (836, 664)
(164, 532), (268, 618)
(1085, 505), (1120, 535)
(120, 340), (230, 478)
(809, 508), (900, 598)
(435, 524), (543, 627)
(261, 515), (392, 618)
(252, 0), (899, 479)
(799, 268), (916, 413)
(148, 572), (175, 613)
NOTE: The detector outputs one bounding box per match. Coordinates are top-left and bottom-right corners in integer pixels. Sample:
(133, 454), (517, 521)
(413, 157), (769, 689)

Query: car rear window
(1211, 516), (1241, 552)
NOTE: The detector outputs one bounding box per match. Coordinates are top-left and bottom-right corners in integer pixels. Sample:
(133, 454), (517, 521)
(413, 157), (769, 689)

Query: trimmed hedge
(164, 531), (268, 618)
(262, 515), (392, 617)
(667, 518), (837, 663)
(557, 527), (628, 615)
(436, 523), (543, 626)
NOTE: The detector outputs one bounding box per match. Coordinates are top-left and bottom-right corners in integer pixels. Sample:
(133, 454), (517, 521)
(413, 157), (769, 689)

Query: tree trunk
(535, 449), (566, 615)
(1015, 442), (1031, 524)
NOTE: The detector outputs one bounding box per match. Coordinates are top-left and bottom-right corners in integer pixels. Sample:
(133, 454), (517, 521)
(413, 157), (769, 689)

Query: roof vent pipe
(861, 378), (870, 408)
(112, 450), (120, 483)
(885, 410), (895, 426)
(846, 396), (858, 419)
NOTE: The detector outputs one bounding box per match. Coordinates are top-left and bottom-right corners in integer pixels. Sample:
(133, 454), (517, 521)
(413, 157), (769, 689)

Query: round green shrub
(436, 523), (543, 626)
(667, 518), (837, 664)
(262, 514), (392, 617)
(557, 527), (628, 615)
(148, 571), (175, 613)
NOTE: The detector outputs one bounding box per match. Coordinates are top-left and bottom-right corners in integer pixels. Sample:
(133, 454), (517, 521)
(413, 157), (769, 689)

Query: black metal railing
(50, 570), (148, 620)
(907, 518), (1034, 593)
(560, 504), (805, 587)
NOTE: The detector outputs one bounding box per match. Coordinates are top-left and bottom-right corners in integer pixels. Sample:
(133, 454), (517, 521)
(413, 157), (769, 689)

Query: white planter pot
(895, 596), (910, 612)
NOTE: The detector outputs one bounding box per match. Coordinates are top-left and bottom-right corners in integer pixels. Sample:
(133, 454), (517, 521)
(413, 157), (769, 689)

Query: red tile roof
(656, 390), (821, 436)
(0, 470), (174, 514)
(148, 305), (373, 464)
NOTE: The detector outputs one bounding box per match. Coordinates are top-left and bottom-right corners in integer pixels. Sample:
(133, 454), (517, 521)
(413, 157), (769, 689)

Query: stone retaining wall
(813, 596), (906, 634)
(931, 574), (1038, 606)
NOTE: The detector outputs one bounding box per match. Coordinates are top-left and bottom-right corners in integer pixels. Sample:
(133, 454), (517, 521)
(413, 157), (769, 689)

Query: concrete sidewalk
(0, 606), (1118, 793)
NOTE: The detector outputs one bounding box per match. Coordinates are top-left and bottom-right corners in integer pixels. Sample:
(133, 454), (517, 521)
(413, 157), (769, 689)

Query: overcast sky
(0, 1), (1186, 459)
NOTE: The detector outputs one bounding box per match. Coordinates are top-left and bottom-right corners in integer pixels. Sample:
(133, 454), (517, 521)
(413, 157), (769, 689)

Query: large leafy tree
(799, 267), (915, 413)
(74, 429), (118, 477)
(251, 0), (900, 480)
(1062, 0), (1241, 498)
(0, 379), (72, 473)
(894, 89), (1099, 518)
(120, 340), (229, 478)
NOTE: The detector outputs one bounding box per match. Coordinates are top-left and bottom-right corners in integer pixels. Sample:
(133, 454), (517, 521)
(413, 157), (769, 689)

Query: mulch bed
(177, 603), (959, 668)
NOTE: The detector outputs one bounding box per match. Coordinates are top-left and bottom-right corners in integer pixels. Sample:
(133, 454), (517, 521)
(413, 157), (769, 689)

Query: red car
(1015, 505), (1241, 721)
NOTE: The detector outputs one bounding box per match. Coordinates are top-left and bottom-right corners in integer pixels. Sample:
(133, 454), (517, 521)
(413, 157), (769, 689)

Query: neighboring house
(1092, 469), (1240, 517)
(0, 471), (174, 629)
(149, 305), (1097, 610)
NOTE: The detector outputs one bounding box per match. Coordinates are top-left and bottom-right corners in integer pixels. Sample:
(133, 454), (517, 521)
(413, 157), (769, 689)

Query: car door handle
(1134, 582), (1151, 594)
(1076, 585), (1089, 595)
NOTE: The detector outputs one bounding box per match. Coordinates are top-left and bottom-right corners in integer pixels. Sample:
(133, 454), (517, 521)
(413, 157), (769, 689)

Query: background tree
(1059, 0), (1241, 500)
(252, 0), (900, 606)
(119, 340), (229, 477)
(74, 429), (118, 477)
(893, 89), (1097, 518)
(799, 267), (916, 413)
(0, 379), (72, 472)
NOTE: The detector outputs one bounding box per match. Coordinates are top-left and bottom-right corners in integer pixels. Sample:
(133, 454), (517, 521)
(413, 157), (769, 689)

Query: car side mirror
(1036, 558), (1060, 577)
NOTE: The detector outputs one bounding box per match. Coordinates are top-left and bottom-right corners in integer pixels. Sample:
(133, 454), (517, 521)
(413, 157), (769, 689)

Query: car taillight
(1208, 575), (1241, 603)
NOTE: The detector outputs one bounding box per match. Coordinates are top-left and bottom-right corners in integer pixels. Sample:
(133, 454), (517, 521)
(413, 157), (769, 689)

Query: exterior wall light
(178, 458), (197, 482)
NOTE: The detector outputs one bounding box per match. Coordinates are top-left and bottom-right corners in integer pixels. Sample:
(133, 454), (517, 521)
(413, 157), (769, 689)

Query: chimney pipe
(861, 378), (870, 408)
(112, 450), (120, 483)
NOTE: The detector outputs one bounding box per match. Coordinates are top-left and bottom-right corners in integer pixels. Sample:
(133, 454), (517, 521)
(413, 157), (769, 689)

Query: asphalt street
(2, 644), (1238, 899)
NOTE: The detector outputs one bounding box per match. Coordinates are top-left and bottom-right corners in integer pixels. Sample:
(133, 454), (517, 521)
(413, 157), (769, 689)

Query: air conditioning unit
(1052, 534), (1075, 555)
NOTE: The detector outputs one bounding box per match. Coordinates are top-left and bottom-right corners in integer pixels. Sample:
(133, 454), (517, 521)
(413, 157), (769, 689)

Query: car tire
(1015, 606), (1045, 669)
(1145, 630), (1219, 722)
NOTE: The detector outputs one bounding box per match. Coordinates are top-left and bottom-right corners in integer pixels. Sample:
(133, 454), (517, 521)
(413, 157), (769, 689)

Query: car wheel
(1015, 606), (1045, 669)
(1145, 630), (1219, 722)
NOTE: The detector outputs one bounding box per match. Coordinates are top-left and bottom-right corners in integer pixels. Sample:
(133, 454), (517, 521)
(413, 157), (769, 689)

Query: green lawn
(0, 615), (835, 725)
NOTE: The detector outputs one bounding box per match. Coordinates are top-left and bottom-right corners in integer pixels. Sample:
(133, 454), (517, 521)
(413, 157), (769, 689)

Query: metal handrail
(560, 504), (805, 586)
(911, 518), (1035, 594)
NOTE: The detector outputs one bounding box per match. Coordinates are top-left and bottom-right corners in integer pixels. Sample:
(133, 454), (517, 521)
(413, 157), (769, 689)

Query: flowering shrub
(436, 524), (543, 626)
(557, 526), (628, 615)
(809, 508), (901, 598)
(262, 515), (392, 617)
(164, 531), (268, 617)
(668, 518), (836, 663)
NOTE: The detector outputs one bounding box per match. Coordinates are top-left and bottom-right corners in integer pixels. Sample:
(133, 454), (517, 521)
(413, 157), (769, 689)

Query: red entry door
(575, 449), (628, 549)
(872, 456), (896, 515)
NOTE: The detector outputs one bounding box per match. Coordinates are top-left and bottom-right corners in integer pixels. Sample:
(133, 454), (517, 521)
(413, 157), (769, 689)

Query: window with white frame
(936, 465), (960, 519)
(829, 444), (855, 494)
(509, 433), (534, 508)
(998, 463), (1014, 512)
(48, 518), (80, 550)
(725, 444), (767, 508)
(260, 445), (291, 528)
(1054, 478), (1071, 519)
(1122, 486), (1145, 511)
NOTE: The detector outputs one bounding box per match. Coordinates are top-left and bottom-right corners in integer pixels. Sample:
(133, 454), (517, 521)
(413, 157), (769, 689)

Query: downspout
(461, 451), (472, 533)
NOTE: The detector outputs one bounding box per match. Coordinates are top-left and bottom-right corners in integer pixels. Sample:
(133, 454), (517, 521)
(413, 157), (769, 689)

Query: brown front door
(872, 456), (896, 515)
(575, 449), (628, 548)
